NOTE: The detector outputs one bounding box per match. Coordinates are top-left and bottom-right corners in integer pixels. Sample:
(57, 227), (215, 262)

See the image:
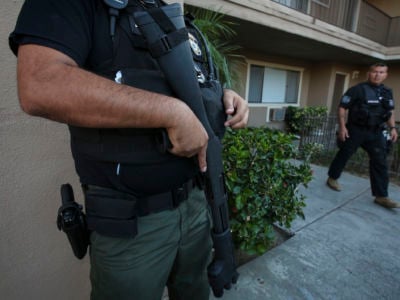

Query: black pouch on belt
(83, 185), (138, 238)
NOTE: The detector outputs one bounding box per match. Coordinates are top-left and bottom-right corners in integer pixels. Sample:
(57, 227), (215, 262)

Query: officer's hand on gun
(165, 100), (208, 172)
(165, 90), (248, 173)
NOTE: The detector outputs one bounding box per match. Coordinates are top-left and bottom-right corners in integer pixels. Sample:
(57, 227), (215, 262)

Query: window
(312, 0), (330, 8)
(272, 0), (309, 13)
(248, 64), (301, 104)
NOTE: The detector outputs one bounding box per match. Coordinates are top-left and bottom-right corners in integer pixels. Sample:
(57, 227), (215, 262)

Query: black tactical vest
(348, 82), (394, 128)
(69, 0), (225, 167)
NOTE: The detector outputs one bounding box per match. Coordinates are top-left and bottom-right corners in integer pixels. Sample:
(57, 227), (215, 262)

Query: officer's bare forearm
(387, 112), (396, 128)
(17, 44), (184, 129)
(337, 107), (347, 129)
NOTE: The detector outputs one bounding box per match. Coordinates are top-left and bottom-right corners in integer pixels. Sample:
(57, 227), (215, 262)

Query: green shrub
(285, 106), (328, 134)
(222, 127), (315, 255)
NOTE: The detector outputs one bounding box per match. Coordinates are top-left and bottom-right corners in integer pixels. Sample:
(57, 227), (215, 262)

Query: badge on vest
(188, 32), (202, 57)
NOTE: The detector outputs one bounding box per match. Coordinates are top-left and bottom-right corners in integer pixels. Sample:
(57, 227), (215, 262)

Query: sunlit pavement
(212, 164), (400, 300)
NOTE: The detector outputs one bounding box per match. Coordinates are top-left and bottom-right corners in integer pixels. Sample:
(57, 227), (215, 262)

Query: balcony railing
(271, 0), (399, 46)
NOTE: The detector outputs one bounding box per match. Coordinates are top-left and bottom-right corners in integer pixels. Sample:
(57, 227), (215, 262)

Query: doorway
(331, 73), (347, 115)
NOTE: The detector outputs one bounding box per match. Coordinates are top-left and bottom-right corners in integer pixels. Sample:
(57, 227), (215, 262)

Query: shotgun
(134, 4), (239, 297)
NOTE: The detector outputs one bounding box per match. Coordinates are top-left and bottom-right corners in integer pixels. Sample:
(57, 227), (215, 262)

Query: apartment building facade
(1, 1), (399, 299)
(187, 0), (400, 127)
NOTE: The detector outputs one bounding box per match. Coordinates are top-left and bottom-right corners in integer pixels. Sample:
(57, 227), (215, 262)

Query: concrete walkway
(212, 164), (400, 300)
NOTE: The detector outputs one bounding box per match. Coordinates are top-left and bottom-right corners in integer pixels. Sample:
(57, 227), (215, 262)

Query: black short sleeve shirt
(9, 0), (112, 69)
(339, 85), (361, 109)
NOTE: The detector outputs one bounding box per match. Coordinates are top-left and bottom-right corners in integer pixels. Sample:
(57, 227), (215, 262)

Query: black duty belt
(138, 179), (196, 215)
(348, 123), (383, 131)
(83, 179), (198, 238)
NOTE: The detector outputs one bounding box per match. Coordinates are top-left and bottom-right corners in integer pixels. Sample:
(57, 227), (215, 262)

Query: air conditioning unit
(269, 108), (286, 121)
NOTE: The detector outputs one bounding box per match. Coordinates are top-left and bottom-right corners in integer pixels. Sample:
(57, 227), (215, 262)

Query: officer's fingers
(224, 89), (248, 115)
(167, 137), (197, 158)
(225, 106), (249, 128)
(226, 115), (248, 129)
(224, 101), (235, 115)
(197, 145), (207, 173)
(223, 89), (235, 112)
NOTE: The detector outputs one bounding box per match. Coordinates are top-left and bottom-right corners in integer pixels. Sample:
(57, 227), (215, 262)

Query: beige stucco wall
(306, 63), (334, 108)
(1, 1), (91, 300)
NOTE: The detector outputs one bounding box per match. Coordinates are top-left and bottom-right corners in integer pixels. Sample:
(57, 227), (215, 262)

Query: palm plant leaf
(186, 6), (244, 88)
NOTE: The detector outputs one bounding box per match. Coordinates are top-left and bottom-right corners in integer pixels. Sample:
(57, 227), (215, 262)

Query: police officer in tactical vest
(9, 0), (249, 299)
(327, 62), (399, 209)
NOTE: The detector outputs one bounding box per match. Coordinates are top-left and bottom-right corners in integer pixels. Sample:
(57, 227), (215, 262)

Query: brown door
(331, 73), (346, 115)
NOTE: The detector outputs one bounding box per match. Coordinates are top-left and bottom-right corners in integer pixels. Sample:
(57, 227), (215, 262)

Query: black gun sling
(84, 178), (196, 238)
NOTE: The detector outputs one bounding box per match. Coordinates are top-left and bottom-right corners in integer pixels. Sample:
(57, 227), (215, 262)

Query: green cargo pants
(89, 187), (212, 300)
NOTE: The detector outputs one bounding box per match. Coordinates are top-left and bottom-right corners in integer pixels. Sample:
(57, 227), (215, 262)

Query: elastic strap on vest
(148, 27), (188, 57)
(146, 7), (189, 58)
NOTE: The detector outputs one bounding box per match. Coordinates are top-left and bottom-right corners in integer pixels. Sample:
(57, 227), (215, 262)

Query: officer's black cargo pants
(328, 124), (389, 197)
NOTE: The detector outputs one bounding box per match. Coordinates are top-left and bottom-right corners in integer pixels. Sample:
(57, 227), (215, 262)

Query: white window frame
(312, 0), (330, 8)
(246, 60), (304, 107)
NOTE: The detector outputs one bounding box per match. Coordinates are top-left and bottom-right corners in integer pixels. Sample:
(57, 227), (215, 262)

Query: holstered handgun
(57, 183), (89, 259)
